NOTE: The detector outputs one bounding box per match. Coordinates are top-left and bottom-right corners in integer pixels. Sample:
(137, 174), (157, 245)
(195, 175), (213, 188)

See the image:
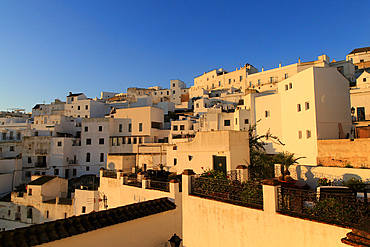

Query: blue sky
(1, 0), (369, 112)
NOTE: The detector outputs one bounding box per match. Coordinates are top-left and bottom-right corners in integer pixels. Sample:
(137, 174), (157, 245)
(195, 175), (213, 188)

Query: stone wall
(317, 139), (370, 168)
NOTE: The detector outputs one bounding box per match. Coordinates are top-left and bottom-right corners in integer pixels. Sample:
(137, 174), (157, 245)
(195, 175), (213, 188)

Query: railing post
(181, 169), (196, 195)
(236, 165), (248, 182)
(117, 169), (123, 179)
(169, 179), (180, 203)
(99, 167), (106, 177)
(122, 174), (128, 184)
(142, 177), (149, 189)
(262, 178), (280, 213)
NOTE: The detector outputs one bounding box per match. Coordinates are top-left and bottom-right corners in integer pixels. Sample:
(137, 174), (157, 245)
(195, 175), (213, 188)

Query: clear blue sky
(1, 0), (369, 112)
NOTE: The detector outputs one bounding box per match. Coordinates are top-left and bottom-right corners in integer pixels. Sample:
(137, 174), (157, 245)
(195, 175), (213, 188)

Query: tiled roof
(349, 47), (370, 55)
(28, 176), (57, 186)
(67, 93), (83, 97)
(0, 197), (176, 247)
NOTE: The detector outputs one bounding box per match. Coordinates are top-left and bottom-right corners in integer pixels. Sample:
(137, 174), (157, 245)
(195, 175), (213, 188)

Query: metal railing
(68, 159), (78, 165)
(191, 176), (263, 209)
(102, 170), (117, 178)
(35, 149), (47, 155)
(147, 180), (170, 192)
(277, 187), (370, 227)
(125, 174), (142, 188)
(35, 162), (47, 168)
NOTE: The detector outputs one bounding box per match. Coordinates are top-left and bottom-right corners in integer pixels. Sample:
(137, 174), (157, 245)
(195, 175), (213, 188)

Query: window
(99, 126), (102, 132)
(8, 210), (10, 216)
(196, 103), (199, 108)
(265, 111), (270, 117)
(119, 124), (122, 133)
(127, 138), (132, 144)
(235, 118), (238, 125)
(128, 124), (132, 132)
(173, 83), (175, 87)
(57, 141), (62, 146)
(174, 158), (177, 166)
(180, 125), (185, 130)
(258, 79), (261, 86)
(9, 146), (14, 152)
(86, 166), (90, 171)
(289, 83), (292, 89)
(173, 90), (175, 94)
(298, 131), (302, 139)
(99, 138), (104, 145)
(285, 73), (288, 79)
(82, 206), (86, 214)
(73, 169), (77, 176)
(100, 153), (104, 162)
(219, 81), (221, 86)
(54, 169), (59, 175)
(240, 76), (243, 82)
(364, 78), (367, 82)
(139, 137), (142, 144)
(244, 119), (249, 124)
(86, 153), (90, 162)
(27, 208), (33, 219)
(25, 171), (31, 178)
(86, 138), (91, 145)
(229, 79), (231, 84)
(28, 188), (32, 196)
(77, 115), (80, 118)
(224, 120), (231, 126)
(249, 81), (252, 87)
(78, 106), (80, 110)
(64, 213), (67, 219)
(173, 125), (178, 131)
(46, 211), (49, 218)
(306, 130), (311, 139)
(133, 138), (137, 144)
(28, 157), (32, 163)
(84, 126), (88, 132)
(305, 102), (310, 110)
(85, 105), (88, 110)
(297, 104), (301, 112)
(85, 115), (88, 118)
(139, 123), (143, 132)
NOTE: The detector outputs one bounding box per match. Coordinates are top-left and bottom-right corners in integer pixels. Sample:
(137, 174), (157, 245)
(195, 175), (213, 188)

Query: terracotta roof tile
(349, 47), (370, 55)
(0, 197), (175, 247)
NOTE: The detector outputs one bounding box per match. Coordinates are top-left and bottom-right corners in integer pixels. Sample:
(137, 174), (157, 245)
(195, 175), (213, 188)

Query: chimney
(69, 92), (72, 96)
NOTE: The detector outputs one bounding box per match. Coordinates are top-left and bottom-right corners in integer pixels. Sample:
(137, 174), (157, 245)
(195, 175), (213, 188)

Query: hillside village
(0, 47), (370, 246)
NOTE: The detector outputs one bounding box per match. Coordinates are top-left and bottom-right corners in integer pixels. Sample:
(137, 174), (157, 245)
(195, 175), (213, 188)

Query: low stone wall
(317, 139), (370, 168)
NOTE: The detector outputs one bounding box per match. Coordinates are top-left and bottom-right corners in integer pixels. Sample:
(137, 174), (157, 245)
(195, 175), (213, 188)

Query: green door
(213, 156), (227, 175)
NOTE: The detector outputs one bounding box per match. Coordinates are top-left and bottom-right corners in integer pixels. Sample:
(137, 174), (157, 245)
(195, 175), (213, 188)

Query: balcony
(35, 162), (47, 168)
(35, 149), (47, 155)
(68, 159), (78, 165)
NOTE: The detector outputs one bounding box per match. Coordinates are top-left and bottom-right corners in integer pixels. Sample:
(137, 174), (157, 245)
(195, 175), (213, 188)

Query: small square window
(244, 119), (249, 124)
(298, 131), (302, 139)
(363, 78), (367, 82)
(9, 146), (14, 152)
(57, 141), (62, 146)
(99, 138), (104, 145)
(25, 171), (31, 178)
(84, 126), (88, 132)
(173, 125), (178, 131)
(265, 111), (270, 117)
(86, 139), (91, 145)
(86, 166), (90, 171)
(180, 125), (185, 130)
(99, 126), (102, 132)
(224, 120), (231, 126)
(306, 130), (312, 139)
(54, 169), (59, 175)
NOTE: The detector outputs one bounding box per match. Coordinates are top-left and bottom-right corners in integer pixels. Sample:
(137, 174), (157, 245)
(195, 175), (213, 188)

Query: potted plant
(274, 152), (304, 186)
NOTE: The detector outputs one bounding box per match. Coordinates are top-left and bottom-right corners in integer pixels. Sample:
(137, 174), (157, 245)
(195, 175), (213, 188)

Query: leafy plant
(342, 177), (367, 192)
(200, 167), (227, 179)
(317, 177), (332, 187)
(273, 151), (304, 178)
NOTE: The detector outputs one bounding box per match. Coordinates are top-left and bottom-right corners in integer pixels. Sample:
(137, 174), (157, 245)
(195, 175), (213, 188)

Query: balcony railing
(35, 162), (47, 168)
(35, 149), (47, 155)
(191, 176), (263, 209)
(68, 159), (78, 165)
(102, 170), (117, 178)
(146, 180), (170, 192)
(277, 186), (370, 227)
